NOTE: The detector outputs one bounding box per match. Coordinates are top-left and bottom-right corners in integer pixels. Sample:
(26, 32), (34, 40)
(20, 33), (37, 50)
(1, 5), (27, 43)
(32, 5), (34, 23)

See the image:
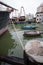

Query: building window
(40, 18), (41, 20)
(40, 15), (41, 16)
(37, 15), (39, 17)
(37, 19), (38, 20)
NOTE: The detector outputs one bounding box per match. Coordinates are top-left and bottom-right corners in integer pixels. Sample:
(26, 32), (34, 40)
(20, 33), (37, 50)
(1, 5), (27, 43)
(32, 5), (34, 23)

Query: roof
(40, 3), (43, 7)
(37, 3), (43, 9)
(36, 12), (43, 14)
(0, 1), (18, 11)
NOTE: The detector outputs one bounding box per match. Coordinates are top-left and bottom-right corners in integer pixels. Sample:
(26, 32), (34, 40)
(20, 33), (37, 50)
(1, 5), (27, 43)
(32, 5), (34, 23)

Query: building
(26, 13), (35, 23)
(26, 13), (34, 20)
(36, 3), (43, 23)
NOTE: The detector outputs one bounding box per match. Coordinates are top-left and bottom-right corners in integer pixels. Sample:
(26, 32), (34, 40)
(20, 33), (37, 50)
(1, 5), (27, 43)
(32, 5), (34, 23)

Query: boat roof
(0, 1), (18, 11)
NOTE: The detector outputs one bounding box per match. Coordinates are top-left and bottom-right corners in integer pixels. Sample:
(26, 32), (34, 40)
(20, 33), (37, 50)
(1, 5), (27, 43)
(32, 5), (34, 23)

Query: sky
(0, 0), (43, 16)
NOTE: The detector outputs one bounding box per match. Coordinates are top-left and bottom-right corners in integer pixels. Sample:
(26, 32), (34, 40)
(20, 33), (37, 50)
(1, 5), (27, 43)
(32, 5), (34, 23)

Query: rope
(11, 21), (24, 50)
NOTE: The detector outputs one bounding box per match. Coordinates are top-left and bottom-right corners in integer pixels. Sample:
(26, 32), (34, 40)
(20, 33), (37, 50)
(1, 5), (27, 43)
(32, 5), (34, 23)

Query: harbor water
(0, 22), (43, 58)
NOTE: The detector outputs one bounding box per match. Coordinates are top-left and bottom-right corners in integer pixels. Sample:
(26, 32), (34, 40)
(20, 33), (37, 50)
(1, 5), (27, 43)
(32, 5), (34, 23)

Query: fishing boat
(19, 16), (25, 21)
(23, 31), (41, 37)
(24, 40), (43, 64)
(19, 6), (25, 21)
(22, 25), (37, 29)
(0, 1), (17, 36)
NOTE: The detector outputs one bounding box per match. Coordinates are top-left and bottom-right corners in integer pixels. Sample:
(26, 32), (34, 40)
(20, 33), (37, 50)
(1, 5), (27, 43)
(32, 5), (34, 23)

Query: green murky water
(0, 22), (43, 58)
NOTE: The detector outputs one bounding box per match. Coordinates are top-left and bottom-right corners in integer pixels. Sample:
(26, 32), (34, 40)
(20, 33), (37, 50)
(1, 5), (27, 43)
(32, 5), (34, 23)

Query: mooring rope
(11, 21), (24, 50)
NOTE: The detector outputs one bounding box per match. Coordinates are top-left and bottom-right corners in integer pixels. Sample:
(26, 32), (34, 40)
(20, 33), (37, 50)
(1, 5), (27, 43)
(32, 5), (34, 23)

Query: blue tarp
(22, 25), (37, 29)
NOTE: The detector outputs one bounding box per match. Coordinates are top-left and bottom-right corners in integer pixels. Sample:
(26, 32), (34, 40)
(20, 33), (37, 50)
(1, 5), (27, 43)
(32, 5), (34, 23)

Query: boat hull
(23, 31), (41, 37)
(22, 26), (37, 30)
(0, 11), (10, 35)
